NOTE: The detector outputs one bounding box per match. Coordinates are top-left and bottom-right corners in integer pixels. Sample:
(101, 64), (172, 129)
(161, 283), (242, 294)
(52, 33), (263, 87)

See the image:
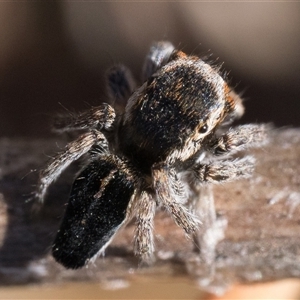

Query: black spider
(37, 41), (266, 269)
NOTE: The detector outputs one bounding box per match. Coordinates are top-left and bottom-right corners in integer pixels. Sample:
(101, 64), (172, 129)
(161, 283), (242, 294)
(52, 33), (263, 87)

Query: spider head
(164, 51), (236, 140)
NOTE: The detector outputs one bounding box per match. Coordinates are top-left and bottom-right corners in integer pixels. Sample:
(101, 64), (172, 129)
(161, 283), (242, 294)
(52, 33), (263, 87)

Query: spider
(36, 41), (267, 269)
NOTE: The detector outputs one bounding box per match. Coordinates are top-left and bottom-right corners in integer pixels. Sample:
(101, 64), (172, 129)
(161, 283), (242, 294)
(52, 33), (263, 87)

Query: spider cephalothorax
(37, 41), (266, 269)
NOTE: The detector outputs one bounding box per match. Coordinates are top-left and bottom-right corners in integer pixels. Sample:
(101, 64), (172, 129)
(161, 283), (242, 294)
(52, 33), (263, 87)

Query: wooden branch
(0, 129), (300, 293)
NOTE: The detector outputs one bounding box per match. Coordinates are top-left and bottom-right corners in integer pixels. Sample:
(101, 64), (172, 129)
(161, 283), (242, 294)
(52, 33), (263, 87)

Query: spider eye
(199, 124), (208, 133)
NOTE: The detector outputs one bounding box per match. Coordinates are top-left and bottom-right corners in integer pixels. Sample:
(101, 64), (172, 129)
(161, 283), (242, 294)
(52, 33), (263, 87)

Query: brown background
(1, 2), (300, 138)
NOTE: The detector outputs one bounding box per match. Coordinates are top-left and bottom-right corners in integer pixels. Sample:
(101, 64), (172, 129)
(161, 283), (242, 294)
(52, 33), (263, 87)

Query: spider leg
(53, 103), (116, 133)
(187, 156), (254, 255)
(208, 124), (268, 156)
(152, 163), (200, 237)
(186, 128), (264, 278)
(134, 191), (156, 262)
(228, 89), (244, 121)
(191, 156), (256, 184)
(187, 184), (227, 282)
(186, 125), (267, 274)
(142, 41), (175, 81)
(106, 64), (136, 112)
(36, 130), (109, 202)
(220, 89), (245, 126)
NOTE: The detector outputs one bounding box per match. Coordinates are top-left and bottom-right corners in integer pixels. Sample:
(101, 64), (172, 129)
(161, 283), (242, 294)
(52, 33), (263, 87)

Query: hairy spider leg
(142, 41), (175, 81)
(37, 104), (116, 202)
(134, 191), (156, 263)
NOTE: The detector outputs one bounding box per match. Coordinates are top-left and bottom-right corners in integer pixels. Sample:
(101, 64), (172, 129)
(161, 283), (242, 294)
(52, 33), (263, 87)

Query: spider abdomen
(52, 156), (135, 269)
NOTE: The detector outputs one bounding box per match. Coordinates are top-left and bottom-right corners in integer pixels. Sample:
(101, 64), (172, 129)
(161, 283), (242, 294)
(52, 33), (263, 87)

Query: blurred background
(1, 2), (300, 138)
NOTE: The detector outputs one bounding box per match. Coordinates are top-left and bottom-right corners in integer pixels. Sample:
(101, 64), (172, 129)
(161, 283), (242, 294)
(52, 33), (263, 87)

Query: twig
(0, 129), (300, 294)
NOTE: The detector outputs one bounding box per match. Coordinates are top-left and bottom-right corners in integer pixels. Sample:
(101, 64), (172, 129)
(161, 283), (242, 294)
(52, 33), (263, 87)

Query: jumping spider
(37, 41), (266, 269)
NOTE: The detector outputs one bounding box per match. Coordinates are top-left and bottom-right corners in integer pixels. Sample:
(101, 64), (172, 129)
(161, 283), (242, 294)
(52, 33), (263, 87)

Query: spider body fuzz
(52, 157), (135, 268)
(37, 41), (267, 269)
(119, 51), (231, 174)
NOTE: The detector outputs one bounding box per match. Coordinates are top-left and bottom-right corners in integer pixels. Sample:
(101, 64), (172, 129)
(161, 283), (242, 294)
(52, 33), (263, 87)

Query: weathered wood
(0, 129), (299, 294)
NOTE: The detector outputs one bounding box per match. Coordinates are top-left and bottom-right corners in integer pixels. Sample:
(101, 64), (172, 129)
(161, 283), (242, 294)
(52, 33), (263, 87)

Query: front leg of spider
(36, 103), (115, 202)
(53, 102), (116, 133)
(152, 164), (200, 237)
(134, 191), (156, 263)
(187, 124), (267, 282)
(208, 124), (268, 156)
